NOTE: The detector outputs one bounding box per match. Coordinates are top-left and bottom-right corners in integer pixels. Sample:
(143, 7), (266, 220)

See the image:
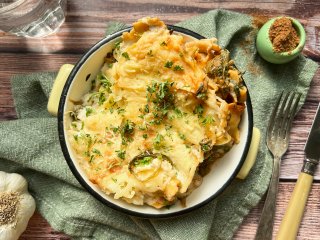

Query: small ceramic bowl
(256, 16), (306, 64)
(47, 26), (260, 218)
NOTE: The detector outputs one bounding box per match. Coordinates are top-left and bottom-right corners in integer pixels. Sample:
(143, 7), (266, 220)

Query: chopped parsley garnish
(122, 52), (130, 60)
(117, 108), (126, 114)
(73, 134), (78, 141)
(179, 133), (186, 140)
(153, 134), (164, 150)
(144, 104), (149, 113)
(98, 92), (106, 105)
(108, 120), (134, 146)
(86, 107), (93, 117)
(196, 92), (207, 100)
(200, 139), (213, 152)
(173, 65), (184, 71)
(147, 84), (156, 94)
(154, 134), (164, 144)
(121, 120), (135, 137)
(116, 149), (126, 160)
(142, 133), (148, 139)
(194, 104), (204, 117)
(88, 148), (102, 163)
(97, 73), (112, 93)
(201, 116), (214, 125)
(164, 61), (173, 68)
(201, 143), (212, 152)
(111, 120), (135, 143)
(111, 126), (120, 133)
(149, 119), (162, 125)
(89, 155), (95, 163)
(111, 178), (117, 183)
(107, 141), (114, 146)
(158, 82), (173, 99)
(146, 81), (175, 125)
(92, 148), (102, 156)
(134, 156), (153, 166)
(153, 112), (159, 118)
(114, 41), (121, 50)
(79, 134), (94, 160)
(174, 108), (183, 118)
(84, 134), (93, 147)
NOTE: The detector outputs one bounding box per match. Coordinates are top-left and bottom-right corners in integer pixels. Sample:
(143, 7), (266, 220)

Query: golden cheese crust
(67, 17), (247, 208)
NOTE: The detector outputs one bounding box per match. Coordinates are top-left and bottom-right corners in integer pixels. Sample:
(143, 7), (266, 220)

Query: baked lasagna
(68, 17), (247, 208)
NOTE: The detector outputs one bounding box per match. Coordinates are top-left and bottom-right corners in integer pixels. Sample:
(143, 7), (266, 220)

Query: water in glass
(0, 0), (67, 38)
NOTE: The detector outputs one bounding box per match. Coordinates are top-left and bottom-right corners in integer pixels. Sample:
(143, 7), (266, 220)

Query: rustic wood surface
(0, 0), (319, 239)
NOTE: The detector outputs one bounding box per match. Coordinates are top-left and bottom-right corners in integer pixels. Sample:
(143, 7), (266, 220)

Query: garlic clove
(0, 171), (7, 191)
(0, 171), (36, 240)
(5, 173), (28, 193)
(12, 193), (36, 240)
(0, 227), (18, 240)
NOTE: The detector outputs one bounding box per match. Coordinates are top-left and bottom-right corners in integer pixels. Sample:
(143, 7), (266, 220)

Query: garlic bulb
(0, 171), (36, 240)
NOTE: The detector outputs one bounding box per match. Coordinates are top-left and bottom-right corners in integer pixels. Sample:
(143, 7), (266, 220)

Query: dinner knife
(277, 103), (320, 240)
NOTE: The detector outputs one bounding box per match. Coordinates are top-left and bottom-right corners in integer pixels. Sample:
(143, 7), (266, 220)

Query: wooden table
(1, 1), (319, 239)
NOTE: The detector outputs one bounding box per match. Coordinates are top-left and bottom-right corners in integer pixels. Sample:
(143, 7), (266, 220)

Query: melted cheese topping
(67, 17), (247, 209)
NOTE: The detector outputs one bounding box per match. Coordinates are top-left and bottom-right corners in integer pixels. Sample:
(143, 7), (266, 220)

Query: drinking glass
(0, 0), (67, 38)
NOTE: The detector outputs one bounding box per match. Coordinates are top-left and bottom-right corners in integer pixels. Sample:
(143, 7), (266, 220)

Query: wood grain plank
(234, 182), (320, 239)
(19, 212), (70, 240)
(19, 182), (320, 239)
(282, 69), (320, 179)
(0, 53), (80, 120)
(0, 0), (319, 55)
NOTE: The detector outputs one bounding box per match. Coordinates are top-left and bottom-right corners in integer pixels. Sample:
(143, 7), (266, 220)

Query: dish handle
(237, 127), (260, 179)
(47, 64), (260, 179)
(47, 64), (74, 116)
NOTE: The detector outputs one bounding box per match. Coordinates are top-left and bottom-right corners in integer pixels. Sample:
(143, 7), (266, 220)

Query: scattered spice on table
(269, 17), (300, 53)
(251, 14), (270, 29)
(237, 14), (266, 76)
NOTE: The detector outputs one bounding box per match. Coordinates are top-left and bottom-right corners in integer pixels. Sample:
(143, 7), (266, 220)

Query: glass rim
(0, 0), (28, 13)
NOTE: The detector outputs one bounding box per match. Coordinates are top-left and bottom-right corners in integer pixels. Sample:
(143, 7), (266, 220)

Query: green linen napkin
(0, 9), (318, 240)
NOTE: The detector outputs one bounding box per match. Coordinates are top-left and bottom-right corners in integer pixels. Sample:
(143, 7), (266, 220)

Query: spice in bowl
(269, 17), (300, 53)
(256, 16), (306, 64)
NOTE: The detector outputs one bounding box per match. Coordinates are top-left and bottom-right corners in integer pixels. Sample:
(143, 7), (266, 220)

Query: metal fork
(255, 91), (302, 240)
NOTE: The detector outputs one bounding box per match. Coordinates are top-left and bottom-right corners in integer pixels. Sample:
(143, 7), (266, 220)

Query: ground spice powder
(269, 17), (300, 53)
